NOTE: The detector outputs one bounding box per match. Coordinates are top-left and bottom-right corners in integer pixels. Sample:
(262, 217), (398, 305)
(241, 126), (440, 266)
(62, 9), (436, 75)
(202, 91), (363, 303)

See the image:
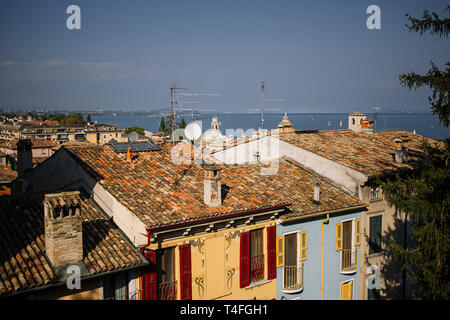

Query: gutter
(321, 214), (330, 300)
(141, 203), (291, 251)
(279, 204), (368, 224)
(147, 203), (291, 233)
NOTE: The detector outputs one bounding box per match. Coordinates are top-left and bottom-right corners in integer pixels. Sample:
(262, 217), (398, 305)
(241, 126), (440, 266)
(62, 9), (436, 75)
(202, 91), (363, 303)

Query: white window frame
(339, 218), (357, 275)
(281, 230), (303, 294)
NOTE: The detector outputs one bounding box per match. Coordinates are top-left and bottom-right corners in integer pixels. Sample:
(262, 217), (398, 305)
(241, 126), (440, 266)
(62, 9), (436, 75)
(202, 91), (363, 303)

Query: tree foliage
(379, 140), (450, 299)
(400, 6), (450, 127)
(381, 6), (450, 299)
(125, 126), (145, 136)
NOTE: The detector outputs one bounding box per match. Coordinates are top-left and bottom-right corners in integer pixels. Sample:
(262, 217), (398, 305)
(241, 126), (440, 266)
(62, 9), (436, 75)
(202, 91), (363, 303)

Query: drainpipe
(321, 214), (329, 300)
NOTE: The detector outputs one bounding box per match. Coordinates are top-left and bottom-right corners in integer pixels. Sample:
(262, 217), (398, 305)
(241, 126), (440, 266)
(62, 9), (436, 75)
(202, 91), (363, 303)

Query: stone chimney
(313, 181), (321, 204)
(44, 191), (83, 266)
(393, 137), (408, 164)
(16, 139), (33, 177)
(203, 164), (222, 207)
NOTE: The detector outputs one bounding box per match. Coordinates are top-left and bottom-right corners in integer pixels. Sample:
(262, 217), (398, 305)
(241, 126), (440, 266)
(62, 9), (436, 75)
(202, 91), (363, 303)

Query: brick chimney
(16, 139), (33, 177)
(203, 164), (222, 207)
(44, 191), (83, 266)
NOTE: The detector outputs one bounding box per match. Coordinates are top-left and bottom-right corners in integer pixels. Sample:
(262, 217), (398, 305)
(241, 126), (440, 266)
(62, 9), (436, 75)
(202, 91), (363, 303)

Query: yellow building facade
(142, 208), (283, 300)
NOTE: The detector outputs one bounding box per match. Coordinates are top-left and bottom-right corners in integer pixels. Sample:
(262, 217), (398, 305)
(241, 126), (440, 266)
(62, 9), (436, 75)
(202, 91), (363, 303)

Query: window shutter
(341, 281), (353, 300)
(179, 244), (192, 300)
(355, 218), (361, 246)
(300, 231), (308, 261)
(143, 251), (157, 300)
(336, 223), (343, 251)
(267, 226), (276, 280)
(276, 236), (284, 268)
(240, 231), (250, 288)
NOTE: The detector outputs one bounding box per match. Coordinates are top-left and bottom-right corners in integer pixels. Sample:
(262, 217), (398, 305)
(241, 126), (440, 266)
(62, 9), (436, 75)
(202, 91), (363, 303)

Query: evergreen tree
(399, 6), (450, 127)
(159, 117), (166, 133)
(178, 118), (187, 129)
(380, 6), (450, 299)
(86, 114), (92, 123)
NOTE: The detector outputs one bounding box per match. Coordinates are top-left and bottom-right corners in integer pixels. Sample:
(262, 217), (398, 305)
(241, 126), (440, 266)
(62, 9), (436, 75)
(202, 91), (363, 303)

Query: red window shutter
(267, 226), (277, 280)
(240, 231), (250, 288)
(179, 244), (192, 300)
(143, 251), (157, 300)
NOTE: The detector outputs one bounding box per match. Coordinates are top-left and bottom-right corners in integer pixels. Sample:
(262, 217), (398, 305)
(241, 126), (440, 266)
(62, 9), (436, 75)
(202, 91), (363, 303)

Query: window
(370, 187), (379, 200)
(240, 227), (276, 288)
(352, 118), (355, 125)
(103, 272), (128, 300)
(336, 219), (359, 272)
(276, 231), (306, 291)
(369, 215), (382, 254)
(156, 247), (177, 300)
(250, 229), (264, 283)
(341, 280), (353, 300)
(368, 287), (380, 300)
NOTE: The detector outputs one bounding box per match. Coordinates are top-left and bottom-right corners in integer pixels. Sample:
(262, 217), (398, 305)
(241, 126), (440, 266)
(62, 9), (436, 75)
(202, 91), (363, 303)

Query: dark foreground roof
(0, 193), (147, 297)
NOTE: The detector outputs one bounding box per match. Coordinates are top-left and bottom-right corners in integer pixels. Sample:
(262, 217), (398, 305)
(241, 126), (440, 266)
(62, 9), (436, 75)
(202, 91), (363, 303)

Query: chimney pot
(127, 146), (132, 162)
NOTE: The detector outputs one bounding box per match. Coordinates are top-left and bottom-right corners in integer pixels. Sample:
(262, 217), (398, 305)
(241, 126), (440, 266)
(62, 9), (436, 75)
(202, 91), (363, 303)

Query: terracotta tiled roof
(0, 193), (146, 297)
(349, 112), (366, 116)
(0, 167), (17, 183)
(0, 139), (57, 150)
(64, 144), (289, 228)
(279, 130), (435, 177)
(62, 143), (362, 228)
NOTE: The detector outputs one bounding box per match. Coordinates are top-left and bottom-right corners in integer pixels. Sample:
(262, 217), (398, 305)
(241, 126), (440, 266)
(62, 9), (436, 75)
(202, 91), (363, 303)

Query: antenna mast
(373, 106), (380, 132)
(170, 85), (187, 139)
(261, 81), (265, 130)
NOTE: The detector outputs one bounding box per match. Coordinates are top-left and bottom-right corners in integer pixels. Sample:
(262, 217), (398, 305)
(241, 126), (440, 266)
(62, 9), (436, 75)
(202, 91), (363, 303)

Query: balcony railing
(158, 280), (177, 300)
(283, 264), (303, 291)
(341, 248), (357, 272)
(250, 254), (265, 283)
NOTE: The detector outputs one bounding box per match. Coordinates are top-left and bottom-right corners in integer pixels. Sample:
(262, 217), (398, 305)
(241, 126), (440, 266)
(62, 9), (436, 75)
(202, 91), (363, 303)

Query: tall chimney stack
(44, 191), (83, 266)
(17, 139), (33, 177)
(203, 164), (222, 207)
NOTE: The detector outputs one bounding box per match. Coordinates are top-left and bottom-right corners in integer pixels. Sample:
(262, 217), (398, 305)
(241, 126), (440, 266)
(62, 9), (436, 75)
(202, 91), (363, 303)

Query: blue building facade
(276, 209), (363, 300)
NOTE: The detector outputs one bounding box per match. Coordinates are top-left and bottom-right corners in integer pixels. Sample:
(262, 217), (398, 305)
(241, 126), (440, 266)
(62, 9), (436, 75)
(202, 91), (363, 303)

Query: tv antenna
(170, 83), (188, 138)
(261, 81), (265, 130)
(373, 106), (381, 132)
(176, 92), (220, 122)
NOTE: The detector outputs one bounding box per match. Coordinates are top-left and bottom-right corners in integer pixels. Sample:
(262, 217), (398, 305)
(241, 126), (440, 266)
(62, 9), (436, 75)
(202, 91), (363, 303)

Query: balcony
(250, 254), (265, 284)
(283, 264), (303, 292)
(340, 248), (357, 273)
(158, 280), (177, 300)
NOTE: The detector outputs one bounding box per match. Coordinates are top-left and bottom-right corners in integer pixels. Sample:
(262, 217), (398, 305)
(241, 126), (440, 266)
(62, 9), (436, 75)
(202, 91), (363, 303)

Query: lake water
(91, 113), (450, 139)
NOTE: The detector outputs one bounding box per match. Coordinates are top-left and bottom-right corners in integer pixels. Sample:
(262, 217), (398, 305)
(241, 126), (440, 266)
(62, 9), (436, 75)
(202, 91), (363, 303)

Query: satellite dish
(185, 122), (202, 141)
(128, 131), (139, 142)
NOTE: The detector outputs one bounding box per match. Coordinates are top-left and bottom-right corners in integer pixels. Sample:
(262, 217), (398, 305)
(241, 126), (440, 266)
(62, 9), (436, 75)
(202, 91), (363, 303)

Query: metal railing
(158, 280), (177, 300)
(341, 248), (357, 272)
(250, 254), (265, 283)
(283, 264), (303, 290)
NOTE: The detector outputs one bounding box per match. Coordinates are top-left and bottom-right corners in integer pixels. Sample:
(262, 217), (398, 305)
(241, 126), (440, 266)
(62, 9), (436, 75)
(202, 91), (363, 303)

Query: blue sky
(0, 0), (449, 113)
